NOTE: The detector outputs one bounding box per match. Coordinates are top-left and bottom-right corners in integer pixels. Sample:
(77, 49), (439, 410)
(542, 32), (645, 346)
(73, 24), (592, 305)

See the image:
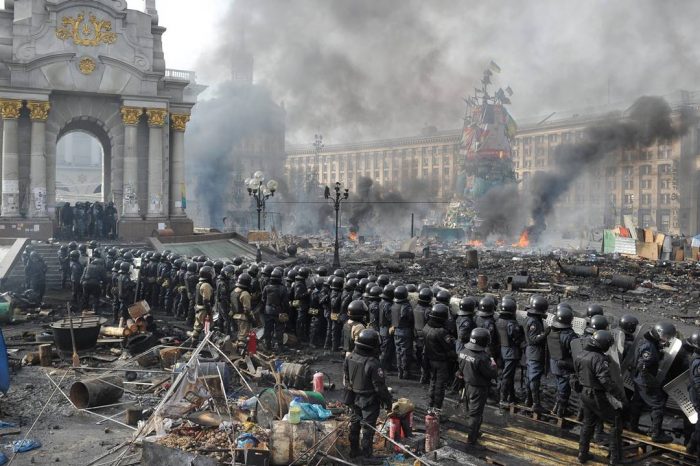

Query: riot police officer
(308, 277), (326, 348)
(343, 300), (367, 356)
(456, 297), (477, 352)
(292, 267), (311, 344)
(391, 285), (414, 379)
(343, 329), (392, 462)
(476, 296), (499, 358)
(496, 296), (523, 405)
(117, 262), (136, 326)
(191, 266), (215, 340)
(379, 284), (396, 372)
(584, 314), (609, 336)
(215, 264), (232, 333)
(525, 295), (549, 413)
(327, 277), (345, 352)
(629, 321), (676, 443)
(414, 287), (433, 384)
(686, 332), (700, 456)
(81, 257), (105, 313)
(424, 303), (456, 411)
(365, 285), (382, 332)
(547, 304), (578, 417)
(458, 327), (498, 448)
(58, 245), (70, 289)
(586, 304), (604, 325)
(69, 250), (84, 306)
(231, 273), (254, 343)
(619, 314), (639, 361)
(184, 261), (199, 326)
(260, 268), (289, 352)
(25, 252), (47, 302)
(574, 330), (625, 465)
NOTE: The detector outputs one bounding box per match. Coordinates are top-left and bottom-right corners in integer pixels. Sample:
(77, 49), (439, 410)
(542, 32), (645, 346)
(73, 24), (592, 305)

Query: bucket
(270, 420), (338, 466)
(255, 388), (325, 428)
(69, 376), (124, 409)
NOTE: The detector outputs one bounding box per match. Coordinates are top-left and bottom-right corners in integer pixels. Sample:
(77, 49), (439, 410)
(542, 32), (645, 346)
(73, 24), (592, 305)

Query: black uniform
(81, 261), (105, 312)
(260, 281), (289, 350)
(58, 250), (70, 289)
(547, 327), (578, 411)
(379, 297), (396, 371)
(391, 300), (414, 378)
(424, 320), (457, 409)
(574, 342), (625, 463)
(70, 260), (84, 306)
(343, 347), (392, 457)
(329, 289), (344, 352)
(525, 314), (548, 409)
(629, 332), (667, 437)
(456, 314), (476, 352)
(496, 315), (524, 403)
(215, 274), (232, 334)
(185, 270), (198, 326)
(368, 299), (381, 332)
(413, 302), (431, 382)
(292, 279), (311, 343)
(309, 285), (326, 347)
(117, 272), (136, 322)
(476, 315), (499, 358)
(458, 345), (497, 444)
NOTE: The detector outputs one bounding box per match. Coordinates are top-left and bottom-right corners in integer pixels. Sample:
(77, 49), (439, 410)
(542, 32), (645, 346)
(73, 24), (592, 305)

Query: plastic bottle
(288, 397), (302, 424)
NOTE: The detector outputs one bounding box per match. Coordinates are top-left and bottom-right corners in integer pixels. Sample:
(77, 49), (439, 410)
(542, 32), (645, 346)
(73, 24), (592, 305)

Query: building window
(536, 148), (545, 157)
(523, 137), (531, 145)
(639, 165), (651, 175)
(624, 194), (634, 205)
(623, 166), (633, 176)
(640, 179), (652, 189)
(659, 179), (670, 189)
(659, 164), (671, 174)
(562, 132), (571, 143)
(535, 136), (544, 144)
(641, 193), (652, 204)
(548, 134), (558, 143)
(659, 193), (671, 205)
(658, 145), (671, 159)
(524, 147), (531, 157)
(624, 180), (634, 190)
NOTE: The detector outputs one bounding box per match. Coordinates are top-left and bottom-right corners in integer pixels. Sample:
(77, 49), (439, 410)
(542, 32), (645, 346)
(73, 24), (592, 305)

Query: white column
(0, 100), (22, 217)
(146, 108), (167, 217)
(121, 106), (142, 217)
(169, 113), (189, 217)
(27, 101), (50, 217)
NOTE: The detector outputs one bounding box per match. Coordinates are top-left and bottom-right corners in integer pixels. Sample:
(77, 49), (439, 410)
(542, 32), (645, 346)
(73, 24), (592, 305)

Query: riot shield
(572, 316), (587, 336)
(571, 335), (627, 403)
(516, 310), (527, 326)
(664, 369), (698, 424)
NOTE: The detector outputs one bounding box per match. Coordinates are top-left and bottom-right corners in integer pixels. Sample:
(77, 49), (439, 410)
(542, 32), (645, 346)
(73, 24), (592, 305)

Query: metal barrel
(69, 376), (124, 409)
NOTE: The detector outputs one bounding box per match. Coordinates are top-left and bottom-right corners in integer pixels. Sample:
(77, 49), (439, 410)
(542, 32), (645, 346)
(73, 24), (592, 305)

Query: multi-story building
(286, 91), (700, 235)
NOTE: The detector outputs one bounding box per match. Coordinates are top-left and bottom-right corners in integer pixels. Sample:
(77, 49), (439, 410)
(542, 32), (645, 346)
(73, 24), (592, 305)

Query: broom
(66, 303), (80, 368)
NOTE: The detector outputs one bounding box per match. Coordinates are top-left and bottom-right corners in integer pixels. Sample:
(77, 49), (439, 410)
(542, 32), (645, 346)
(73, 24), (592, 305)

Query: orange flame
(467, 240), (484, 248)
(512, 229), (530, 248)
(349, 231), (358, 241)
(495, 239), (505, 247)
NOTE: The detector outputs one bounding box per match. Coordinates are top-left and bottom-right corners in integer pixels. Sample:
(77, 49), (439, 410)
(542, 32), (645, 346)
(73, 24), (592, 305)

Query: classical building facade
(286, 91), (700, 235)
(0, 0), (203, 239)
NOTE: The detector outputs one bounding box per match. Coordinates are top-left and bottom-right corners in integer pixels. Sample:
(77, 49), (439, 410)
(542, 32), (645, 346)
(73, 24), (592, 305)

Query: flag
(180, 183), (187, 209)
(489, 60), (501, 73)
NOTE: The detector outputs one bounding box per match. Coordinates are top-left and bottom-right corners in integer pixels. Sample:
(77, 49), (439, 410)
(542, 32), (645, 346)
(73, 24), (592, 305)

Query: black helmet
(221, 265), (236, 279)
(345, 278), (358, 291)
(331, 276), (344, 291)
(590, 314), (609, 331)
(552, 307), (574, 329)
(119, 261), (131, 273)
(152, 252), (162, 262)
(376, 275), (390, 287)
(271, 268), (284, 283)
(286, 270), (297, 282)
(333, 269), (346, 278)
(357, 278), (369, 293)
(477, 296), (496, 317)
(233, 257), (244, 266)
(686, 332), (700, 351)
(316, 265), (329, 277)
(619, 314), (639, 335)
(213, 260), (224, 275)
(391, 279), (403, 287)
(529, 295), (548, 315)
(591, 330), (614, 351)
(347, 272), (358, 280)
(354, 329), (380, 352)
(262, 265), (274, 277)
(651, 321), (677, 344)
(69, 250), (80, 260)
(406, 284), (417, 293)
(203, 260), (214, 268)
(417, 288), (433, 305)
(500, 296), (517, 315)
(368, 275), (378, 283)
(435, 290), (451, 305)
(68, 241), (78, 250)
(381, 284), (395, 300)
(458, 297), (477, 316)
(78, 243), (87, 253)
(368, 285), (382, 300)
(199, 266), (214, 281)
(173, 258), (184, 270)
(237, 273), (252, 289)
(108, 248), (118, 258)
(59, 244), (68, 253)
(429, 303), (449, 322)
(113, 260), (122, 272)
(348, 300), (368, 320)
(249, 264), (261, 278)
(179, 261), (188, 271)
(356, 269), (369, 280)
(393, 285), (408, 303)
(587, 304), (604, 319)
(88, 240), (98, 249)
(323, 276), (333, 288)
(123, 252), (134, 263)
(187, 262), (198, 273)
(467, 328), (490, 351)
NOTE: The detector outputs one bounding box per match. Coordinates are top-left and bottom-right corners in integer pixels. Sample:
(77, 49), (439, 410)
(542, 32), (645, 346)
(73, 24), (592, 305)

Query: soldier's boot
(578, 424), (594, 464)
(650, 417), (673, 444)
(686, 437), (697, 455)
(557, 401), (568, 418)
(509, 386), (521, 404)
(551, 401), (560, 417)
(531, 386), (544, 414)
(627, 413), (641, 433)
(524, 388), (533, 408)
(609, 429), (622, 466)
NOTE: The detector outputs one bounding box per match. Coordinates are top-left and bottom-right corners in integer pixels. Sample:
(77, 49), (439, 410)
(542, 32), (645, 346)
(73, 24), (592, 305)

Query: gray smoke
(195, 0), (700, 144)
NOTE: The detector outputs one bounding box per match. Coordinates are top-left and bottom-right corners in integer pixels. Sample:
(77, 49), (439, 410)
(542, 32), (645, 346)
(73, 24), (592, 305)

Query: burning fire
(495, 239), (505, 247)
(512, 229), (530, 248)
(467, 240), (484, 248)
(348, 231), (358, 242)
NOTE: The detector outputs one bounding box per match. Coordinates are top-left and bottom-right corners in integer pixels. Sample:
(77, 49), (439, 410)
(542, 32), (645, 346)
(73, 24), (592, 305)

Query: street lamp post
(325, 181), (349, 268)
(246, 171), (278, 230)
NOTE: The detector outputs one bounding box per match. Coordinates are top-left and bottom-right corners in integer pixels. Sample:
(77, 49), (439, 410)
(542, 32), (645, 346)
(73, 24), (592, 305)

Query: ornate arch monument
(0, 0), (201, 239)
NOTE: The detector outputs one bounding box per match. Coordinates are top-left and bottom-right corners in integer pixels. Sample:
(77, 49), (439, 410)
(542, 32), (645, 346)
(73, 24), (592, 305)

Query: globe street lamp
(325, 181), (349, 268)
(246, 171), (277, 230)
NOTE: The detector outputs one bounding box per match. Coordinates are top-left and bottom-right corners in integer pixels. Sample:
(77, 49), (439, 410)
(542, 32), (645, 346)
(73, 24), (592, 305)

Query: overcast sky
(17, 0), (700, 144)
